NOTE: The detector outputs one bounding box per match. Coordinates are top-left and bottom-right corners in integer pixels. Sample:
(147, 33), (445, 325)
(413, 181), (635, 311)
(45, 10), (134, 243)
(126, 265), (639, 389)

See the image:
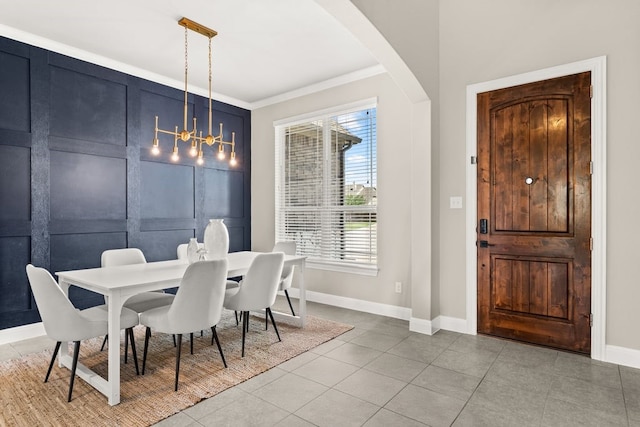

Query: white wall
(255, 0), (640, 354)
(252, 73), (415, 310)
(437, 0), (640, 349)
(349, 0), (441, 322)
(344, 0), (640, 353)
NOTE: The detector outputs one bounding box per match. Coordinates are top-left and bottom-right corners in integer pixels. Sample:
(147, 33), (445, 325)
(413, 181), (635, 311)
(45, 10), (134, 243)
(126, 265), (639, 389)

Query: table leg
(298, 260), (307, 327)
(58, 280), (71, 366)
(264, 259), (306, 327)
(107, 292), (123, 405)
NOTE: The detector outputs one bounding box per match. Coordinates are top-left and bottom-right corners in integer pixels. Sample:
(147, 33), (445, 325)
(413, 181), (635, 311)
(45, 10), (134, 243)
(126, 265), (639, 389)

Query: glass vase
(186, 237), (200, 264)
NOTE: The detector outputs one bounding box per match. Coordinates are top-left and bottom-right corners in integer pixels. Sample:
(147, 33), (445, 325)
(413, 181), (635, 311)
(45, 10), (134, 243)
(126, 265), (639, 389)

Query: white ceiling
(0, 0), (382, 109)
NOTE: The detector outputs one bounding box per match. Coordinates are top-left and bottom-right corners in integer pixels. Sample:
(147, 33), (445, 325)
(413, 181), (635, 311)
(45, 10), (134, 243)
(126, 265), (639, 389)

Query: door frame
(465, 56), (607, 360)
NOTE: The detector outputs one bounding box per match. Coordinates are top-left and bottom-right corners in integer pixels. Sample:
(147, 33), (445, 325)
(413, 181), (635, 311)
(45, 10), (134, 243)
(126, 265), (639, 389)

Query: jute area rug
(0, 312), (352, 427)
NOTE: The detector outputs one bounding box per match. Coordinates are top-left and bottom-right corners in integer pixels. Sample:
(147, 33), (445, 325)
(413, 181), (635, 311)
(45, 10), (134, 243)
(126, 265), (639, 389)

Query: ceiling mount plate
(178, 17), (217, 39)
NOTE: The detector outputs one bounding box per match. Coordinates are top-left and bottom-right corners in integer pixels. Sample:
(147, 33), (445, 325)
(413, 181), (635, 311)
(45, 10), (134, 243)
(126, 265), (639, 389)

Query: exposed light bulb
(151, 139), (160, 155)
(171, 146), (179, 162)
(189, 141), (198, 157)
(197, 150), (204, 165)
(230, 152), (237, 166)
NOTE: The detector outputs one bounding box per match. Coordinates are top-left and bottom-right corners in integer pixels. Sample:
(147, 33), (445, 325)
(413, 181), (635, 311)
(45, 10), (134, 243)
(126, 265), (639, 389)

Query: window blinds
(275, 106), (377, 270)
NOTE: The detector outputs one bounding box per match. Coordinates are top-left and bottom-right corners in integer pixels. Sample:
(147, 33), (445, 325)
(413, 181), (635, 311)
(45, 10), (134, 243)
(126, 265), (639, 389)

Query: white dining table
(55, 251), (306, 405)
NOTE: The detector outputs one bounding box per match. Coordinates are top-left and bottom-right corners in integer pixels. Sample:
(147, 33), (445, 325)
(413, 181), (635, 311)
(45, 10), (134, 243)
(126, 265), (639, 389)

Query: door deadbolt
(479, 219), (488, 234)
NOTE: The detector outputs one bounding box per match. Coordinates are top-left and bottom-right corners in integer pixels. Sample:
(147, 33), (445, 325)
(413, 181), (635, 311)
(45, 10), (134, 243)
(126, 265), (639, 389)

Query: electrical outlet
(395, 281), (402, 293)
(450, 196), (463, 209)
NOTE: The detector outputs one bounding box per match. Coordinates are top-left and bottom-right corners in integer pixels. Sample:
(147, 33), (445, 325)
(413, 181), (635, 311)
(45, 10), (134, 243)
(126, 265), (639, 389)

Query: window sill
(306, 260), (379, 277)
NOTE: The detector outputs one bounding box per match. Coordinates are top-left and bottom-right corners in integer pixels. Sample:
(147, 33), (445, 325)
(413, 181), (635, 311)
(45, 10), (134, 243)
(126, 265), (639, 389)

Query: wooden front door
(477, 72), (592, 354)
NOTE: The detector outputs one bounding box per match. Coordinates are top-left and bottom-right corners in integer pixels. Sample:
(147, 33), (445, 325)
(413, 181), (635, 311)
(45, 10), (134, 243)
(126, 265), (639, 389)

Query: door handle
(478, 240), (495, 248)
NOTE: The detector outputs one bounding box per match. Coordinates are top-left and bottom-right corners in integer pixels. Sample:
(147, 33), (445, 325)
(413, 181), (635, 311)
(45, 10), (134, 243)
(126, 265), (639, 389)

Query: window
(275, 100), (377, 274)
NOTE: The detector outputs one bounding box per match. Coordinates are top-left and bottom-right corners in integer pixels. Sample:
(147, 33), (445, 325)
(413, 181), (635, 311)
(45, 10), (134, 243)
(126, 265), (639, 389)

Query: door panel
(477, 72), (591, 354)
(492, 257), (569, 319)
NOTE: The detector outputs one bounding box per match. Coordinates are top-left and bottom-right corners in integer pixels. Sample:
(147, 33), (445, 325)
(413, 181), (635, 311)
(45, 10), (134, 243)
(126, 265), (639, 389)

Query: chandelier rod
(183, 24), (189, 136)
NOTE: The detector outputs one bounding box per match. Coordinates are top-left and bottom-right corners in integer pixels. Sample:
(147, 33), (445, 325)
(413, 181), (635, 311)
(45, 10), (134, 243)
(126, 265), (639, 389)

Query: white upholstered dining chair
(100, 248), (175, 358)
(25, 264), (140, 402)
(139, 259), (229, 391)
(102, 248), (175, 313)
(223, 252), (284, 357)
(178, 241), (241, 338)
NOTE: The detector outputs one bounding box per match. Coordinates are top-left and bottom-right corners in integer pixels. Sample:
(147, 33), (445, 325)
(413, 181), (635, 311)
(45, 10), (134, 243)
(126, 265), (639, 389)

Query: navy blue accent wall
(0, 36), (251, 329)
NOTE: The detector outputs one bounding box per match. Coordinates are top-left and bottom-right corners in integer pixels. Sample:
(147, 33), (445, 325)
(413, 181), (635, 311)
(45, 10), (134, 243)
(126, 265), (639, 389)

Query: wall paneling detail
(0, 36), (251, 329)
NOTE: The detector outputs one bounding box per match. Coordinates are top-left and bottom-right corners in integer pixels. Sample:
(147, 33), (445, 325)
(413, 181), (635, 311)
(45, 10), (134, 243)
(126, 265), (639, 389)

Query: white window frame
(274, 98), (378, 276)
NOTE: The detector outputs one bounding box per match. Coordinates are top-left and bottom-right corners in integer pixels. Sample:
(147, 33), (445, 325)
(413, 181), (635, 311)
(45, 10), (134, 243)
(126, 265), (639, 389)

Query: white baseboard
(411, 315), (468, 336)
(5, 295), (640, 371)
(0, 322), (45, 346)
(288, 291), (640, 369)
(410, 317), (435, 335)
(605, 345), (640, 369)
(435, 315), (470, 334)
(288, 289), (466, 338)
(287, 288), (412, 321)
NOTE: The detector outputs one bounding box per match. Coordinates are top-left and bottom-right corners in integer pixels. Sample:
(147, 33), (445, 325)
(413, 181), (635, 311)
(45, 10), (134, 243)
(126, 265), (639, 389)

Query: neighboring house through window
(275, 99), (377, 275)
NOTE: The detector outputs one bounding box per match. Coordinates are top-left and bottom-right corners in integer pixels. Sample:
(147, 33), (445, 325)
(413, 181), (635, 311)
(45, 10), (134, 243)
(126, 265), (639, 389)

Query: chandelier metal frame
(151, 17), (236, 166)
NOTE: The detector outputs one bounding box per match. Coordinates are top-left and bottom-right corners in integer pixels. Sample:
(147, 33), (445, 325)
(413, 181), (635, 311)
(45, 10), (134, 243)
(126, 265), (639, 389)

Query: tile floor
(2, 298), (639, 426)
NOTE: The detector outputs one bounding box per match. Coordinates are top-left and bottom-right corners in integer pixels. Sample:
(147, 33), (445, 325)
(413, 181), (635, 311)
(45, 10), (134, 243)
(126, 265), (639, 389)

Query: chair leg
(190, 332), (194, 355)
(142, 327), (151, 375)
(127, 328), (139, 375)
(45, 341), (62, 383)
(68, 341), (81, 402)
(241, 311), (248, 357)
(265, 309), (268, 330)
(100, 335), (108, 351)
(284, 290), (296, 316)
(211, 326), (227, 368)
(124, 329), (129, 364)
(173, 334), (176, 347)
(267, 308), (281, 342)
(234, 311), (239, 325)
(175, 334), (182, 391)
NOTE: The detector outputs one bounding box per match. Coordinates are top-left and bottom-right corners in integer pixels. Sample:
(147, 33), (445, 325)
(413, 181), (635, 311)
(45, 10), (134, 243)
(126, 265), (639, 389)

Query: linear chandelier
(151, 17), (237, 166)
